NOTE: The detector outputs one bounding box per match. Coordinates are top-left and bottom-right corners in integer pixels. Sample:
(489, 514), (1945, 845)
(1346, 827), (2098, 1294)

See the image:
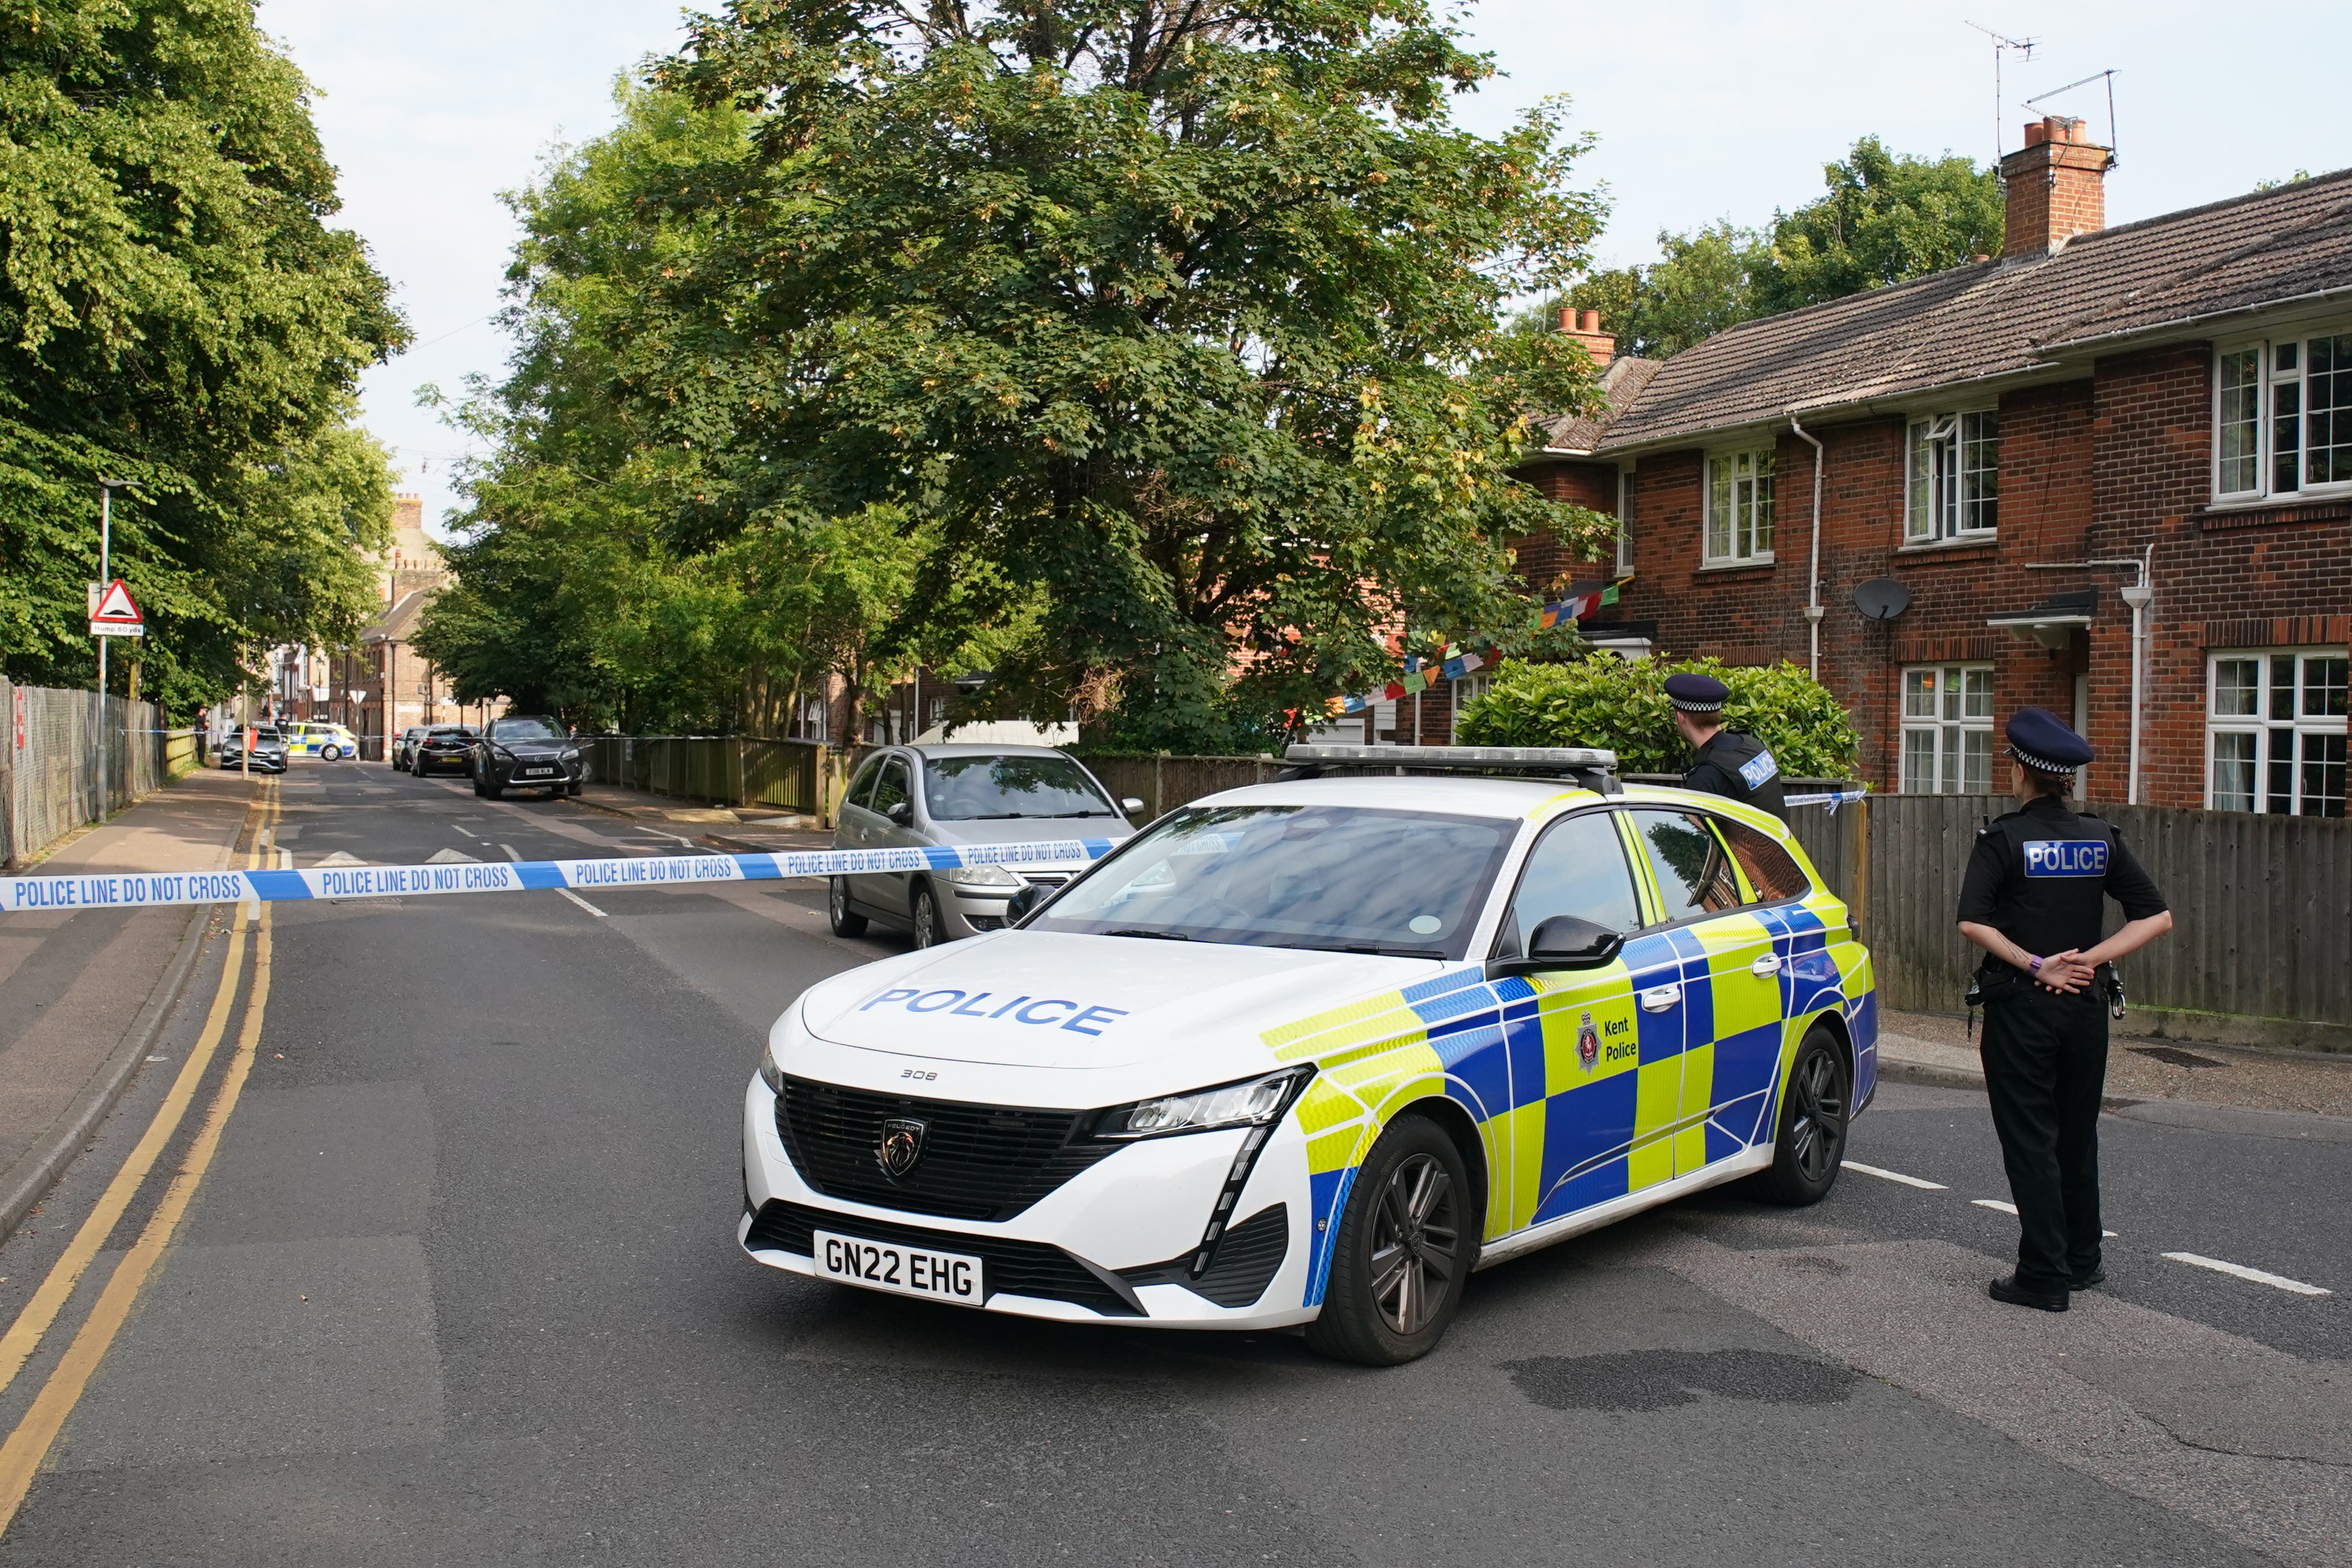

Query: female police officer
(1956, 708), (2173, 1312)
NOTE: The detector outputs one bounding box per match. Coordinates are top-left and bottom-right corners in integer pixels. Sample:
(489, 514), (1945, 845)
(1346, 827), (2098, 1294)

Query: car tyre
(909, 882), (942, 949)
(321, 744), (342, 761)
(481, 772), (503, 801)
(1754, 1024), (1849, 1207)
(1306, 1114), (1472, 1366)
(827, 877), (868, 938)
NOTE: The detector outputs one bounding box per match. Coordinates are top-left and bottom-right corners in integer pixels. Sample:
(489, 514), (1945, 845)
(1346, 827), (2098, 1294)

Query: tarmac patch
(1502, 1348), (1860, 1412)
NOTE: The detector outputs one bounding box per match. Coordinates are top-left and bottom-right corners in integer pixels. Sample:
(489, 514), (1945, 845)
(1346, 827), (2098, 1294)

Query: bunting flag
(1332, 578), (1620, 717)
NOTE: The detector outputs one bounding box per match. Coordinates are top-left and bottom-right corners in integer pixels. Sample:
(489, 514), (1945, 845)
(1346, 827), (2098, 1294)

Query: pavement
(1878, 1006), (2352, 1123)
(0, 765), (258, 1238)
(0, 764), (2344, 1564)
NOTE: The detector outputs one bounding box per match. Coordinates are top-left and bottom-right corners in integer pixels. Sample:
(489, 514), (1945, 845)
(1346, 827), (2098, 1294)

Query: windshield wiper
(1271, 941), (1441, 960)
(1046, 810), (1111, 817)
(1102, 928), (1190, 941)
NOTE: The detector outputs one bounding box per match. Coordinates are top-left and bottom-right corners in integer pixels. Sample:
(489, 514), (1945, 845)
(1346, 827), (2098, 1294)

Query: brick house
(1511, 118), (2350, 813)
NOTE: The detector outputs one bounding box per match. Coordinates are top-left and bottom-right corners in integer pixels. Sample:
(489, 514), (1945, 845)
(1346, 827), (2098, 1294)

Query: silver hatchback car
(826, 745), (1141, 947)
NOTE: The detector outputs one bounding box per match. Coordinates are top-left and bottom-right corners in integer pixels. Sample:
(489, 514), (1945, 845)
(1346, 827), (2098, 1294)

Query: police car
(283, 721), (361, 760)
(741, 746), (1878, 1364)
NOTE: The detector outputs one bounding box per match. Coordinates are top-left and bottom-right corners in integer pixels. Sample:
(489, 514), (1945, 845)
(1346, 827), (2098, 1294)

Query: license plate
(813, 1229), (984, 1307)
(523, 767), (555, 776)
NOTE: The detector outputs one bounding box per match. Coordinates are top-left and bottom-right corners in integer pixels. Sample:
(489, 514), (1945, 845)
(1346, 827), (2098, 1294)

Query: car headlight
(758, 1037), (785, 1095)
(1095, 1065), (1313, 1141)
(947, 863), (1022, 890)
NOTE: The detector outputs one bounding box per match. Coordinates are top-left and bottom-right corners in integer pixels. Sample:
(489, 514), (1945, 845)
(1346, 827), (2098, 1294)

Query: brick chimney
(1556, 306), (1615, 366)
(2000, 116), (2110, 256)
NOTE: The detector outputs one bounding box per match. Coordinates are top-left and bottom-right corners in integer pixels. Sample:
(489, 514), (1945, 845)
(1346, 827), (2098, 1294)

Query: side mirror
(1004, 884), (1045, 924)
(887, 801), (914, 826)
(1120, 797), (1146, 816)
(1485, 914), (1624, 981)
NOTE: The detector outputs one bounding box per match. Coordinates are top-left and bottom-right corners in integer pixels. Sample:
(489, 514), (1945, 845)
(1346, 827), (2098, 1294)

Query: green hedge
(1455, 655), (1861, 778)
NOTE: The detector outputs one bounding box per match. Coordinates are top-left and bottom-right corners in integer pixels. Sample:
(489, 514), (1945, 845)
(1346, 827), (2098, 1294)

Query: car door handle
(1639, 984), (1681, 1013)
(1750, 954), (1782, 976)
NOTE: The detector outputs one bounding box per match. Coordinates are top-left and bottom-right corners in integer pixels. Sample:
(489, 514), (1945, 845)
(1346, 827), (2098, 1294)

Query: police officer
(1664, 672), (1786, 821)
(1956, 708), (2173, 1312)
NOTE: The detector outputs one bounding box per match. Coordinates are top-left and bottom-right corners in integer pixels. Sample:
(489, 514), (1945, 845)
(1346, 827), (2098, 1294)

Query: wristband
(2028, 955), (2044, 974)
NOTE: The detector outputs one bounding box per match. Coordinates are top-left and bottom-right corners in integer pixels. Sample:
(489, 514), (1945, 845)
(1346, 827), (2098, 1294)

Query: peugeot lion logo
(877, 1117), (927, 1180)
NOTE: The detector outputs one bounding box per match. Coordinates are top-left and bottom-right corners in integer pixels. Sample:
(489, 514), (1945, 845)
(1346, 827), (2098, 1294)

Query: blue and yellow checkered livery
(1261, 798), (1875, 1307)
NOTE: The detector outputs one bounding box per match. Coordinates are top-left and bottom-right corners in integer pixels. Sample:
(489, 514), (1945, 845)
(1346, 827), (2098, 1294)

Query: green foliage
(1562, 136), (1999, 360)
(1752, 136), (2002, 313)
(1560, 222), (1772, 359)
(1454, 654), (1861, 779)
(0, 0), (405, 710)
(638, 0), (1613, 737)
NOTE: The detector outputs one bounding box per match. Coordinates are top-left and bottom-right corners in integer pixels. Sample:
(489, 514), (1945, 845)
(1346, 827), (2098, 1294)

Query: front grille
(744, 1199), (1140, 1317)
(774, 1076), (1117, 1222)
(1019, 872), (1071, 889)
(1120, 1204), (1290, 1309)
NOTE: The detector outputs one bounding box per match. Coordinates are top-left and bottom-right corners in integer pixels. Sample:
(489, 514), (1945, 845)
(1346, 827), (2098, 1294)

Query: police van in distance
(741, 745), (1878, 1364)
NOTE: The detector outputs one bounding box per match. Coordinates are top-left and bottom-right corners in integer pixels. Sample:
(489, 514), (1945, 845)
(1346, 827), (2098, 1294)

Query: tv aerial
(1962, 22), (2037, 164)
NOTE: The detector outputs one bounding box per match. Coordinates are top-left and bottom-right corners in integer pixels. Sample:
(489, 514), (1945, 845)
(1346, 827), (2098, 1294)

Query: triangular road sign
(90, 578), (143, 636)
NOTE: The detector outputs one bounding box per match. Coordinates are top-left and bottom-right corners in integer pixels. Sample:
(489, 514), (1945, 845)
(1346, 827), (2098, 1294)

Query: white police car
(742, 746), (1878, 1364)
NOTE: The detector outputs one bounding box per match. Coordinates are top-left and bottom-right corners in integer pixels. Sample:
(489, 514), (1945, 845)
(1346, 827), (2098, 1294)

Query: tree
(1563, 135), (2001, 362)
(1751, 136), (2002, 313)
(0, 0), (406, 712)
(646, 0), (1615, 750)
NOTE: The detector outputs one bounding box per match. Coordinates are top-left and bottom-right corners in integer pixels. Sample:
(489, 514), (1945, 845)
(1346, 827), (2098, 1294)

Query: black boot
(2068, 1264), (2106, 1290)
(1988, 1273), (2069, 1312)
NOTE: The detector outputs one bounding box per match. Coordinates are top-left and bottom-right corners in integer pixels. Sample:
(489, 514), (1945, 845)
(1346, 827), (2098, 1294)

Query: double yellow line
(0, 780), (281, 1535)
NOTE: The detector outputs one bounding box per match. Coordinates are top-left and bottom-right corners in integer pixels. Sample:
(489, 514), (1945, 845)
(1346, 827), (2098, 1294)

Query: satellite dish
(1854, 577), (1912, 622)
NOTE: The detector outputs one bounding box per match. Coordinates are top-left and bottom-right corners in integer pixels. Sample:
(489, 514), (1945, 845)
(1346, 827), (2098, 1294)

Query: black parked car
(388, 725), (428, 771)
(471, 715), (584, 800)
(409, 724), (480, 778)
(217, 725), (289, 774)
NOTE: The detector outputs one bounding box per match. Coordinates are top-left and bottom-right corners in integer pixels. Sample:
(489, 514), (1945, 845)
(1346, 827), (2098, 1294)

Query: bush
(1455, 655), (1861, 779)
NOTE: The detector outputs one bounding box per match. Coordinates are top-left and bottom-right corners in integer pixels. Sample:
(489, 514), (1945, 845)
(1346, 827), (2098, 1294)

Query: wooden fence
(1786, 793), (2352, 1048)
(577, 735), (835, 817)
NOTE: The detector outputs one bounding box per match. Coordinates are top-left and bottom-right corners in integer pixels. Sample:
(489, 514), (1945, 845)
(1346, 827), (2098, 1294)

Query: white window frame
(1702, 447), (1775, 565)
(1898, 663), (1996, 794)
(2204, 648), (2348, 816)
(1449, 673), (1494, 741)
(2212, 330), (2352, 503)
(1615, 467), (1636, 575)
(1904, 409), (2000, 542)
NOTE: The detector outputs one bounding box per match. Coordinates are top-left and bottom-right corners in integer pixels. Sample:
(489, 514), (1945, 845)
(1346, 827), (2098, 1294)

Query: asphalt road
(0, 764), (2343, 1566)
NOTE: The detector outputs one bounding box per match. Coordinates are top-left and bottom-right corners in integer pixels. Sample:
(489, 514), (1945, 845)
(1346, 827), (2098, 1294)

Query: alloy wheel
(912, 889), (938, 948)
(1368, 1152), (1460, 1337)
(1787, 1048), (1847, 1184)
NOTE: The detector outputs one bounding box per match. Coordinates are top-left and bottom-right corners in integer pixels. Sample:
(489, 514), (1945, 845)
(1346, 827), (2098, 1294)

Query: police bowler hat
(2005, 707), (2095, 773)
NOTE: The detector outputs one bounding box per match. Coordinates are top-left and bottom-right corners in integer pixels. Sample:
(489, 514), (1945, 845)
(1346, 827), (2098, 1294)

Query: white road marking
(1845, 1161), (1946, 1190)
(501, 843), (607, 918)
(450, 823), (479, 839)
(2161, 1252), (2331, 1296)
(1970, 1198), (2116, 1236)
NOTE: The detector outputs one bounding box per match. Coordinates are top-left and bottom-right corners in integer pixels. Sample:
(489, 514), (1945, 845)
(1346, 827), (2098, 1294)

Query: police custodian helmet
(2005, 708), (2096, 775)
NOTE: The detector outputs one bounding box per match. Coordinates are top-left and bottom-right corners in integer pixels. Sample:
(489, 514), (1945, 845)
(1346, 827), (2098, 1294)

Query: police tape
(0, 839), (1122, 915)
(1783, 789), (1869, 813)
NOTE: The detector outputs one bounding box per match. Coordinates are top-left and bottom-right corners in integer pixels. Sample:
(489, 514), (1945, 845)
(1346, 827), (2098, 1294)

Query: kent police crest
(1577, 1010), (1599, 1073)
(877, 1117), (927, 1180)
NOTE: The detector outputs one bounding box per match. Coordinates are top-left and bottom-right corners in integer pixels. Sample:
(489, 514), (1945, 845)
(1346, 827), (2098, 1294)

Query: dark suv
(409, 724), (479, 778)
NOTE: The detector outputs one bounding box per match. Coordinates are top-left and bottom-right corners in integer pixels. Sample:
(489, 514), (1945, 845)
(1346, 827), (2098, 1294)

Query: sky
(257, 1), (2352, 537)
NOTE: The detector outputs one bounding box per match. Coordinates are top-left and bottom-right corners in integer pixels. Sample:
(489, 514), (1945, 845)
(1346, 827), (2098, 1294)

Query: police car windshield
(1033, 804), (1514, 960)
(923, 754), (1117, 820)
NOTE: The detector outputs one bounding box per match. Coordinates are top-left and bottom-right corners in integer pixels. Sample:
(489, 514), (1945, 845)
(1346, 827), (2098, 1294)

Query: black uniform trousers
(1979, 983), (2109, 1291)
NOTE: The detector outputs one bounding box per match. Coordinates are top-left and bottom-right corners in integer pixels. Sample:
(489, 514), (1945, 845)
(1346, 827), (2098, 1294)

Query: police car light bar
(1282, 745), (1621, 793)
